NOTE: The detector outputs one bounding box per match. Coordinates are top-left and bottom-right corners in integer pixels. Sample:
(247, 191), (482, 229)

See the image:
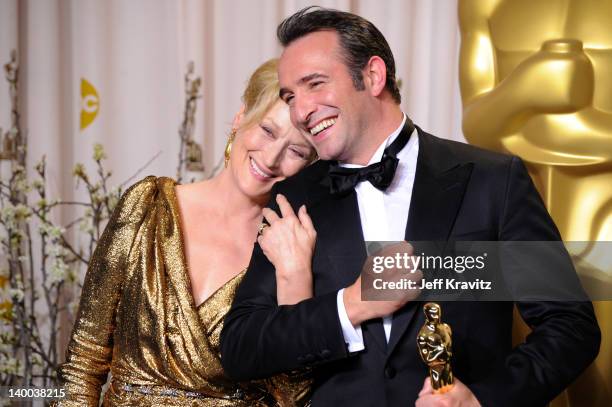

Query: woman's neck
(205, 169), (267, 223)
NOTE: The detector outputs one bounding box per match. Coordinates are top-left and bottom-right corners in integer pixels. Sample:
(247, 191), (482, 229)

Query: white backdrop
(0, 0), (462, 362)
(0, 0), (462, 200)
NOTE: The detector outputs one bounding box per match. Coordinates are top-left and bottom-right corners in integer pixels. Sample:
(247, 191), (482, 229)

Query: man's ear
(232, 105), (246, 130)
(363, 56), (387, 97)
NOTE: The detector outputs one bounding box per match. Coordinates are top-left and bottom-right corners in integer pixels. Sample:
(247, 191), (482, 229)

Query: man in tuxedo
(220, 7), (600, 406)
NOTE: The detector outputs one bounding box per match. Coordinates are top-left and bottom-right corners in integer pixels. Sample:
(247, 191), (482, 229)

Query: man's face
(278, 31), (371, 162)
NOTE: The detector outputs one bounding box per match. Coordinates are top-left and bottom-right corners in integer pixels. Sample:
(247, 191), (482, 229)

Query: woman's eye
(289, 148), (307, 159)
(260, 126), (274, 137)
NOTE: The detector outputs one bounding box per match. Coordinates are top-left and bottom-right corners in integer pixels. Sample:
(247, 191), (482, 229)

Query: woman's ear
(232, 105), (246, 130)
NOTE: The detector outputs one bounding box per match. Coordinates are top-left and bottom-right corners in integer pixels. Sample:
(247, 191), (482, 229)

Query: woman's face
(228, 100), (314, 201)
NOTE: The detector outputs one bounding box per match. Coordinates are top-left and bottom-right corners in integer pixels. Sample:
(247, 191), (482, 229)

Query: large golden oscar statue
(459, 0), (611, 405)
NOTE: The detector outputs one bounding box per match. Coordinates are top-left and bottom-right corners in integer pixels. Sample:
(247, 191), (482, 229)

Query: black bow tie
(327, 119), (414, 196)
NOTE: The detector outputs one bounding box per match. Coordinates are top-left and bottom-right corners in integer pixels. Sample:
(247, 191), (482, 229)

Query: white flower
(39, 223), (65, 239)
(14, 178), (31, 193)
(10, 229), (24, 243)
(13, 204), (30, 218)
(78, 218), (90, 232)
(49, 259), (69, 284)
(45, 243), (67, 258)
(0, 331), (16, 344)
(31, 354), (43, 366)
(12, 164), (25, 174)
(8, 288), (24, 302)
(31, 179), (44, 190)
(0, 355), (23, 376)
(79, 218), (94, 234)
(0, 205), (16, 228)
(107, 194), (119, 212)
(0, 340), (12, 354)
(91, 191), (103, 205)
(48, 225), (64, 239)
(93, 144), (107, 161)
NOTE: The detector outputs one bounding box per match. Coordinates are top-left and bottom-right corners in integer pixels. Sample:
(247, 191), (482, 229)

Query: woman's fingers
(276, 194), (297, 219)
(298, 205), (316, 237)
(262, 207), (280, 225)
(266, 197), (315, 245)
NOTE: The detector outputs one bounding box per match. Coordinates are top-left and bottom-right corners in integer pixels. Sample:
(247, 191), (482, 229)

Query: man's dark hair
(277, 6), (401, 104)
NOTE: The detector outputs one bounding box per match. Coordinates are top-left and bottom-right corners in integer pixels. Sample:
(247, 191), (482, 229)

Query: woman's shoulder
(120, 175), (179, 198)
(124, 175), (177, 191)
(113, 176), (177, 222)
(173, 179), (214, 211)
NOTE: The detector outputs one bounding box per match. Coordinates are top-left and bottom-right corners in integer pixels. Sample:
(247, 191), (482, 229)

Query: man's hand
(415, 377), (481, 407)
(343, 241), (422, 325)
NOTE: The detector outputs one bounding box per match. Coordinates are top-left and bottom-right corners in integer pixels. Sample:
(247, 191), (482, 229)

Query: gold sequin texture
(55, 177), (311, 406)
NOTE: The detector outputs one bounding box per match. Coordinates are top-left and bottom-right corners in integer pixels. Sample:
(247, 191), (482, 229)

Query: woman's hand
(258, 194), (316, 305)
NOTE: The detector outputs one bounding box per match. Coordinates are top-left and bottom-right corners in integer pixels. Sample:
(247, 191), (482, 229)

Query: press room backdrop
(0, 0), (463, 201)
(1, 2), (610, 405)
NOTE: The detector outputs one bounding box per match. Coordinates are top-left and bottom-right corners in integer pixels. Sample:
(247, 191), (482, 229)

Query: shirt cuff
(336, 289), (365, 353)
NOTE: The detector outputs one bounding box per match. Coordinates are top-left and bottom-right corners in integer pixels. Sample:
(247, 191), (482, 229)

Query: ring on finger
(257, 222), (269, 236)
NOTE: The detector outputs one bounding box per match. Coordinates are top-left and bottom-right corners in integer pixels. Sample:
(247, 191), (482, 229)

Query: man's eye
(309, 81), (323, 89)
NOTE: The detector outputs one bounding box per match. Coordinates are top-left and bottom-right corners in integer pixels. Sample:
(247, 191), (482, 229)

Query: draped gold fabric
(56, 176), (310, 406)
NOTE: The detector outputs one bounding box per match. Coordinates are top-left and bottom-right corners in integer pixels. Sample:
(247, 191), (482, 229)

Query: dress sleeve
(264, 370), (313, 407)
(55, 177), (158, 406)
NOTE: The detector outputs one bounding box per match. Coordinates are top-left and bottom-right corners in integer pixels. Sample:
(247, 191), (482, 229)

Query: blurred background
(0, 0), (464, 192)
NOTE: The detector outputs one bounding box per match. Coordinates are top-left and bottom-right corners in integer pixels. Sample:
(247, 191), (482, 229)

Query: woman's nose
(261, 141), (284, 169)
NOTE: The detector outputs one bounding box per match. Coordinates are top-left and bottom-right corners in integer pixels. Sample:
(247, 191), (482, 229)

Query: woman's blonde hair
(238, 58), (317, 162)
(239, 58), (281, 131)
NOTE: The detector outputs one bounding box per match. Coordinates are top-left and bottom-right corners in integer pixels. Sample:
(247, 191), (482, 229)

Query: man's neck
(343, 106), (404, 165)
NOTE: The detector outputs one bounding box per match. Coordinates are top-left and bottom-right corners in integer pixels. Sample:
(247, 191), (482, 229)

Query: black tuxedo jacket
(220, 127), (600, 407)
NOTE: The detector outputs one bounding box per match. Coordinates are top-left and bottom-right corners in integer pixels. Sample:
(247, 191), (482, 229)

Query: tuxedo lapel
(387, 128), (474, 356)
(308, 175), (388, 353)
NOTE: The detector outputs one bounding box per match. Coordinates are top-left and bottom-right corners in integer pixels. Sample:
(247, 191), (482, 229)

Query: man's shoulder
(420, 130), (516, 171)
(272, 160), (331, 200)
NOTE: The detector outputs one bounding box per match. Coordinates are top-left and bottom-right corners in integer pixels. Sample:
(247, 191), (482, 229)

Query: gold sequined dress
(57, 177), (310, 406)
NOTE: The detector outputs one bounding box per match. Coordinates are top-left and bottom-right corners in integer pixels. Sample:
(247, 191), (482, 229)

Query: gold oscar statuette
(459, 2), (612, 404)
(417, 302), (454, 394)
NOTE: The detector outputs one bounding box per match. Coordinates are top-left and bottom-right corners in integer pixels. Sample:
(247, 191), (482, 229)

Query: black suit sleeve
(469, 157), (601, 407)
(220, 189), (349, 381)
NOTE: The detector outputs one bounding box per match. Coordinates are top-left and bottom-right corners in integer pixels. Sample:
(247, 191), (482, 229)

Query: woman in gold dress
(56, 59), (317, 406)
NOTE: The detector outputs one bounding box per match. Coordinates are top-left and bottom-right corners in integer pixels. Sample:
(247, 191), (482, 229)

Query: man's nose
(292, 93), (316, 127)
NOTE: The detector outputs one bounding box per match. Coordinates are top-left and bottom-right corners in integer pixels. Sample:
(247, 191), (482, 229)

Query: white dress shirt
(336, 114), (419, 352)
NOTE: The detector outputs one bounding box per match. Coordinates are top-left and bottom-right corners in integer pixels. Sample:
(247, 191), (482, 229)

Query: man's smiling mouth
(309, 118), (337, 136)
